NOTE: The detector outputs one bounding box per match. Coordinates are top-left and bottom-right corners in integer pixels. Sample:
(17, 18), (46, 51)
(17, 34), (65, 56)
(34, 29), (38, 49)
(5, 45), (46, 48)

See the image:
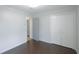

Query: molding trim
(1, 40), (26, 54)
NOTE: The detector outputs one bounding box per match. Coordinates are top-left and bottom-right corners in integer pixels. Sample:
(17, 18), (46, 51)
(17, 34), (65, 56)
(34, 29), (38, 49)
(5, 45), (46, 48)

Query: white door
(32, 17), (39, 41)
(50, 13), (76, 49)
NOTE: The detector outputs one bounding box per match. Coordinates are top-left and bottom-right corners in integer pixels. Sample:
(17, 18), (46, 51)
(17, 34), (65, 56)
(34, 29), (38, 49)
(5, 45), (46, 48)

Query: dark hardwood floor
(3, 39), (77, 54)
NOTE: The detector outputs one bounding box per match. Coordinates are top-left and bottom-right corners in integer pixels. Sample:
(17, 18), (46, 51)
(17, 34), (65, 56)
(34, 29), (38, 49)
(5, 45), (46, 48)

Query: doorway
(26, 16), (33, 41)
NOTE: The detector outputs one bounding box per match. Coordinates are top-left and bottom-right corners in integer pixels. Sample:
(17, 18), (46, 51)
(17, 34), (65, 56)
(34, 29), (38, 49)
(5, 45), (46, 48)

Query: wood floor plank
(3, 39), (77, 54)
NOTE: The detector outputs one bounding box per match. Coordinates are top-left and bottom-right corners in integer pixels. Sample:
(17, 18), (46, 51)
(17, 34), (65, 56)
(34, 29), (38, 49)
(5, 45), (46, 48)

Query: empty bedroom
(0, 5), (79, 54)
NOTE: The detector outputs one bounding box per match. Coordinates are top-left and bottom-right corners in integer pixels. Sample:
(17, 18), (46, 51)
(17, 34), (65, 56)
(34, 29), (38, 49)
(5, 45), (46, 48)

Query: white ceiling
(4, 5), (76, 14)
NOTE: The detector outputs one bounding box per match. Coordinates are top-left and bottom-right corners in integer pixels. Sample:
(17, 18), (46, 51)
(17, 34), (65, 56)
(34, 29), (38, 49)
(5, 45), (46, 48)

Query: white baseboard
(39, 39), (51, 43)
(39, 39), (77, 52)
(0, 40), (27, 54)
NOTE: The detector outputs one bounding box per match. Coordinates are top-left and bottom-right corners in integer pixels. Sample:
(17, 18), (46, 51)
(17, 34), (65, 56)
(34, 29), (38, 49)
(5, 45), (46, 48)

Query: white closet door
(50, 13), (76, 49)
(50, 15), (62, 45)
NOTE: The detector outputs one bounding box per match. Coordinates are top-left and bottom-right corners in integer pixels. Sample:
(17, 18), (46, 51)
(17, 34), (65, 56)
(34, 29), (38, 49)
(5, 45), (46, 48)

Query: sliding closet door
(50, 12), (76, 49)
(50, 15), (62, 45)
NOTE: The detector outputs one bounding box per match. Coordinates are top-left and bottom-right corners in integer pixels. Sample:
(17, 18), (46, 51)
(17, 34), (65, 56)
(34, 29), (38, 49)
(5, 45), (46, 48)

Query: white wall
(27, 20), (30, 36)
(34, 6), (77, 51)
(77, 6), (79, 53)
(38, 15), (50, 42)
(0, 6), (30, 53)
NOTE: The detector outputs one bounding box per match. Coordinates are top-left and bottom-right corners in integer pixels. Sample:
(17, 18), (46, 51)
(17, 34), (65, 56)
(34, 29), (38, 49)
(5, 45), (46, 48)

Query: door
(50, 13), (76, 49)
(26, 16), (33, 40)
(32, 17), (39, 41)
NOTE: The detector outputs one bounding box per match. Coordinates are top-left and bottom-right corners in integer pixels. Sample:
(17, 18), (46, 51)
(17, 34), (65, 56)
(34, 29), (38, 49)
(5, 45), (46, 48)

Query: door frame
(26, 16), (33, 40)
